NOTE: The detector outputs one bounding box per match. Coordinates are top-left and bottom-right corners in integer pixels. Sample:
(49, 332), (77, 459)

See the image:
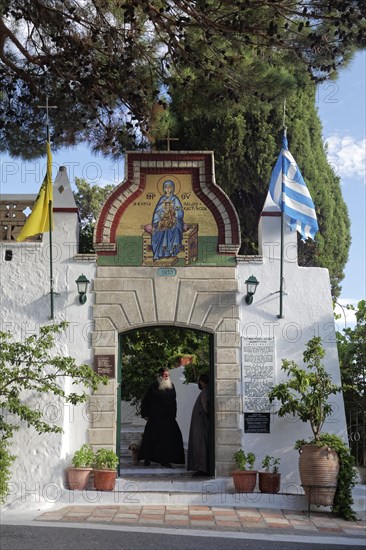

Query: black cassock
(187, 386), (209, 472)
(138, 382), (185, 465)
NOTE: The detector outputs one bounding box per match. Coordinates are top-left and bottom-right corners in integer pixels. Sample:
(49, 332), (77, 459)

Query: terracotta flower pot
(67, 467), (93, 490)
(93, 469), (117, 491)
(179, 356), (193, 366)
(232, 470), (257, 492)
(299, 444), (339, 505)
(258, 472), (281, 494)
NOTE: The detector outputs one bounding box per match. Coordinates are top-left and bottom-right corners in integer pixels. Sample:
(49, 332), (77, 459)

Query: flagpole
(267, 101), (318, 319)
(278, 100), (286, 319)
(38, 97), (57, 320)
(47, 125), (54, 320)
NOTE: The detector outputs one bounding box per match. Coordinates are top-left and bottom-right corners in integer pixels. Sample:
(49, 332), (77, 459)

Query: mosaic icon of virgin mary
(151, 180), (184, 260)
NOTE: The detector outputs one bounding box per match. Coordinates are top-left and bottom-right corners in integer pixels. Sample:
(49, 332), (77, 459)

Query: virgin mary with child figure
(151, 180), (184, 260)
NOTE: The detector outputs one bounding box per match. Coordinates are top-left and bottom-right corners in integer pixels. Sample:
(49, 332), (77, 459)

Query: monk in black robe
(187, 374), (210, 476)
(138, 368), (185, 468)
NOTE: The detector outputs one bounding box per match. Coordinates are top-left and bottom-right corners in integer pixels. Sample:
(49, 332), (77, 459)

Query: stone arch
(90, 265), (241, 477)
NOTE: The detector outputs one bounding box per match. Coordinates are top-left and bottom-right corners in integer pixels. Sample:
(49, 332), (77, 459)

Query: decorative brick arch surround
(90, 151), (243, 477)
(94, 151), (241, 255)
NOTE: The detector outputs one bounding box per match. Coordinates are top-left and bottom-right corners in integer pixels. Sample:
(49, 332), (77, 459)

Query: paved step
(35, 502), (366, 540)
(60, 476), (310, 509)
(114, 475), (309, 509)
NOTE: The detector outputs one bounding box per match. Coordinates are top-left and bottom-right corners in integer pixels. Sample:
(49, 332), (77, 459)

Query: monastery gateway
(0, 150), (347, 509)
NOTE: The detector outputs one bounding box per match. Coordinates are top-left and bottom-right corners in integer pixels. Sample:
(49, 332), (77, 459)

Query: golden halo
(157, 175), (181, 196)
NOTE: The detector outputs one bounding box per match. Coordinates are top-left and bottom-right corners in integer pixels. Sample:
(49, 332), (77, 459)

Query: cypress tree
(167, 59), (350, 298)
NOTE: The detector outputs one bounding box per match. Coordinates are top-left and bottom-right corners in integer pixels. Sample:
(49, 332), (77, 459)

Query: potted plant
(170, 352), (195, 367)
(232, 449), (257, 492)
(268, 337), (356, 519)
(259, 455), (281, 494)
(67, 444), (95, 490)
(179, 354), (194, 366)
(93, 448), (119, 491)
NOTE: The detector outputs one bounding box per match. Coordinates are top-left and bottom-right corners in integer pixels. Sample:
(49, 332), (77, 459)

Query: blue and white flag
(268, 135), (319, 241)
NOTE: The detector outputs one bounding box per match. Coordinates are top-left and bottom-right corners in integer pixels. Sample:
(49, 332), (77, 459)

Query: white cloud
(325, 135), (366, 181)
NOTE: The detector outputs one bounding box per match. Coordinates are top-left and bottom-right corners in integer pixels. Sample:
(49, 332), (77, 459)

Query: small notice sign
(157, 268), (177, 277)
(94, 355), (115, 378)
(244, 412), (270, 433)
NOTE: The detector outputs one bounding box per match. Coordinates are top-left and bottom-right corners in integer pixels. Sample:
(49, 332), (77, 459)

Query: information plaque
(244, 412), (270, 433)
(242, 337), (275, 412)
(94, 354), (115, 378)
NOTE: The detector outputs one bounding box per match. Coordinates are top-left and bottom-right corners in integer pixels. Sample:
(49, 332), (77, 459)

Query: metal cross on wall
(161, 130), (179, 151)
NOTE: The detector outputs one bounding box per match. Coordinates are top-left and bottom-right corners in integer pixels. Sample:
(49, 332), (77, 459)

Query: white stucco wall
(171, 367), (200, 446)
(0, 172), (96, 509)
(235, 214), (348, 491)
(0, 168), (349, 507)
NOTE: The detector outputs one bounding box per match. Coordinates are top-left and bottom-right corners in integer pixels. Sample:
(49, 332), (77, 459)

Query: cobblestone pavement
(36, 505), (366, 538)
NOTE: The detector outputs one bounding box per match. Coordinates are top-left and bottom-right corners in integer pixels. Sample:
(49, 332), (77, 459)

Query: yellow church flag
(17, 142), (53, 242)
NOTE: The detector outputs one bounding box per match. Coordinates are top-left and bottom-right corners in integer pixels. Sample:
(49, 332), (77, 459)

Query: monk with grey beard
(137, 368), (185, 468)
(158, 371), (173, 391)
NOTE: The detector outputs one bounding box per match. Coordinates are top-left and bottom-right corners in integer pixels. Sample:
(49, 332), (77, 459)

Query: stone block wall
(91, 265), (241, 475)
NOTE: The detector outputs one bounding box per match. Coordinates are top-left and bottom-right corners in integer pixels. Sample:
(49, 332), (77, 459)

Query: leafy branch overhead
(0, 321), (107, 441)
(1, 0), (365, 157)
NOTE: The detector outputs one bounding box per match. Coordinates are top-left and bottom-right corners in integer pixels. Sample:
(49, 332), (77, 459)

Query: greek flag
(269, 135), (319, 241)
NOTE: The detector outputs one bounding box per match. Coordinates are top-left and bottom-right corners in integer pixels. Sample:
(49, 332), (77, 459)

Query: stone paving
(36, 505), (366, 538)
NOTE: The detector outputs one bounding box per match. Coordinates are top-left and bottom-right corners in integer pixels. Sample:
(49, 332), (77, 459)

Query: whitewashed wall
(0, 168), (96, 509)
(235, 213), (348, 490)
(0, 167), (348, 508)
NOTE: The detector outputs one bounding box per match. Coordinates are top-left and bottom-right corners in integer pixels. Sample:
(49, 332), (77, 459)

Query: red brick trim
(260, 211), (281, 217)
(53, 207), (79, 213)
(94, 152), (241, 254)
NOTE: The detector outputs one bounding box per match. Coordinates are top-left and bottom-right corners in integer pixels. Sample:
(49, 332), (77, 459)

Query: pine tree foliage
(0, 0), (365, 158)
(0, 2), (354, 294)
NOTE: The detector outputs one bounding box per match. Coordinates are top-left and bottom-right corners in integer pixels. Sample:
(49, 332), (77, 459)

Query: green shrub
(94, 448), (119, 470)
(261, 455), (281, 473)
(233, 449), (256, 471)
(0, 440), (15, 504)
(71, 444), (95, 468)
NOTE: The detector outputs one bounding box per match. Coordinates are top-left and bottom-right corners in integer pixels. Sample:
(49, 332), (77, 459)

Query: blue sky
(1, 51), (365, 328)
(317, 50), (365, 328)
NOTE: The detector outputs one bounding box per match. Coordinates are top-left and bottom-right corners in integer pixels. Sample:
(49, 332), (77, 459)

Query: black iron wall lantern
(75, 274), (90, 304)
(245, 275), (259, 305)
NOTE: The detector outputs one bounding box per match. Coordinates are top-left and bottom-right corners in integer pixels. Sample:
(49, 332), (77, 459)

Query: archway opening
(118, 326), (214, 477)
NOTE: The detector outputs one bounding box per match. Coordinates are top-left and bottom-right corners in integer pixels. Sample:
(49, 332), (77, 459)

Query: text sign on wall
(244, 413), (270, 433)
(157, 268), (177, 277)
(242, 337), (275, 412)
(94, 355), (115, 378)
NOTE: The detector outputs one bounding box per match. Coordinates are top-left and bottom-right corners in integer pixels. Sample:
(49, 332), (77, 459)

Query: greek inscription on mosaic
(242, 338), (275, 412)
